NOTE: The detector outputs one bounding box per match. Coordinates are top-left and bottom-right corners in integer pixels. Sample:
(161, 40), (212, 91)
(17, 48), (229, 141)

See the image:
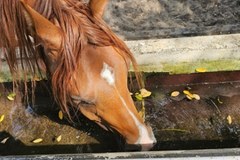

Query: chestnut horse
(0, 0), (156, 150)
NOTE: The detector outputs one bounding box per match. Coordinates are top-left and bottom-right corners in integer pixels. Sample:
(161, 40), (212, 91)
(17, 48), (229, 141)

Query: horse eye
(79, 99), (95, 106)
(71, 96), (95, 106)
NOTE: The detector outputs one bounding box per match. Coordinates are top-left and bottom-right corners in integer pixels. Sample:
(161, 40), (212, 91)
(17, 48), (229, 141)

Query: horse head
(20, 0), (156, 151)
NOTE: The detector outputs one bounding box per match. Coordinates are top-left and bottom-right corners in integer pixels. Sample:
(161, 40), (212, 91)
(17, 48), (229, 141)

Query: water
(1, 72), (240, 155)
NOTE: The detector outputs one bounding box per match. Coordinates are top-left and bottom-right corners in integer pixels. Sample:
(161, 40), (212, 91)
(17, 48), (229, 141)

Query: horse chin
(95, 121), (155, 151)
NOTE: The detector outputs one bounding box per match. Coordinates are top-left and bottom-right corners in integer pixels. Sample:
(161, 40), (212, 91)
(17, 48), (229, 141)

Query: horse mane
(0, 0), (143, 120)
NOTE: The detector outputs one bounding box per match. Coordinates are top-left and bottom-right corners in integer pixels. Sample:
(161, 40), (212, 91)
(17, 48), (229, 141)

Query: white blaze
(119, 96), (156, 144)
(100, 62), (156, 145)
(101, 63), (115, 86)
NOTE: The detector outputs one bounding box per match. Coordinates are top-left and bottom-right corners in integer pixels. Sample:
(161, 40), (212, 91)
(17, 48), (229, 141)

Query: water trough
(1, 0), (240, 159)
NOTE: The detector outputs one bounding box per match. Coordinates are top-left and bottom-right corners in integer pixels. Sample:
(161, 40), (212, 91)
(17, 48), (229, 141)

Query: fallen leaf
(227, 115), (232, 125)
(217, 97), (223, 104)
(184, 90), (194, 99)
(140, 89), (152, 98)
(186, 95), (193, 100)
(0, 115), (4, 123)
(33, 76), (41, 82)
(135, 93), (143, 101)
(192, 94), (201, 100)
(171, 91), (180, 97)
(32, 138), (43, 144)
(56, 135), (62, 142)
(1, 137), (9, 144)
(196, 68), (207, 73)
(7, 93), (16, 101)
(58, 110), (63, 120)
(183, 90), (191, 96)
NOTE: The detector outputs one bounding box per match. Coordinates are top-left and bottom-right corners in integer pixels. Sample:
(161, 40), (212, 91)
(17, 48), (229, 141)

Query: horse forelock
(1, 0), (143, 121)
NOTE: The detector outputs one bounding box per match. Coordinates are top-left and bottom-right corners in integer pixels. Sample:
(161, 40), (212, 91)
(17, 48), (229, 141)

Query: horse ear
(20, 0), (63, 50)
(89, 0), (109, 18)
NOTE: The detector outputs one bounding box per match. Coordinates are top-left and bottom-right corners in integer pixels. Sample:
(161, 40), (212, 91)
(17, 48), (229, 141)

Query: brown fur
(0, 0), (143, 119)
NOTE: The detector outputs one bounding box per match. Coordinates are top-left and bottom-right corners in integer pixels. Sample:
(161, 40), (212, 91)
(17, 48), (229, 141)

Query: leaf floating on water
(171, 91), (180, 97)
(196, 68), (207, 73)
(32, 138), (43, 144)
(186, 95), (193, 100)
(140, 88), (152, 98)
(227, 115), (232, 125)
(217, 97), (223, 104)
(58, 110), (63, 120)
(183, 90), (200, 101)
(56, 135), (62, 142)
(1, 137), (9, 144)
(183, 90), (191, 96)
(7, 93), (16, 101)
(135, 93), (143, 101)
(192, 94), (201, 100)
(0, 115), (5, 123)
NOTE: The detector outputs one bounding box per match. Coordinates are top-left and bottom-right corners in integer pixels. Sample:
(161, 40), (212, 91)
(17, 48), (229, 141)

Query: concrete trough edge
(2, 148), (240, 159)
(126, 33), (240, 73)
(1, 34), (240, 82)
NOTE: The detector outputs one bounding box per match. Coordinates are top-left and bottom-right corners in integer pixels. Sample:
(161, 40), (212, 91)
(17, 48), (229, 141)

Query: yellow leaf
(0, 115), (4, 123)
(171, 91), (180, 97)
(135, 93), (143, 101)
(7, 93), (16, 101)
(58, 111), (63, 120)
(196, 68), (207, 73)
(192, 94), (201, 100)
(32, 138), (43, 144)
(217, 97), (223, 104)
(140, 89), (152, 98)
(227, 115), (232, 125)
(186, 95), (193, 100)
(183, 90), (191, 96)
(56, 135), (62, 142)
(33, 76), (41, 82)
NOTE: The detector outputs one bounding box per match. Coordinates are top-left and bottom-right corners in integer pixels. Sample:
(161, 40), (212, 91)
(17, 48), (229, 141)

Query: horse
(0, 0), (156, 151)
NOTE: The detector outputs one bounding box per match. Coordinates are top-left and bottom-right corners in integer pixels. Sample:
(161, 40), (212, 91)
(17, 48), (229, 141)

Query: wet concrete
(1, 71), (240, 155)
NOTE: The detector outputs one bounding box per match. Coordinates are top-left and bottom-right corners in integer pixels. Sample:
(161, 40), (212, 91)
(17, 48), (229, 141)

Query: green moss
(138, 59), (240, 74)
(0, 71), (12, 83)
(1, 59), (240, 82)
(0, 71), (46, 83)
